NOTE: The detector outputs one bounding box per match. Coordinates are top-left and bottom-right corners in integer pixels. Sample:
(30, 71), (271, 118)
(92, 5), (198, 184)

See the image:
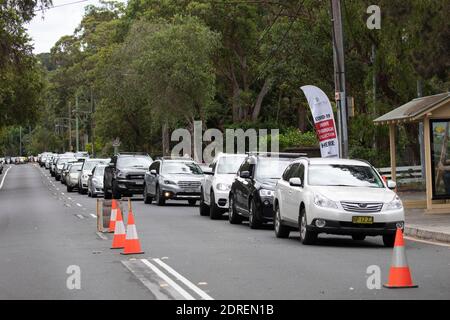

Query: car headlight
(163, 180), (176, 185)
(385, 196), (403, 211)
(117, 172), (127, 179)
(259, 189), (274, 197)
(216, 183), (230, 191)
(313, 193), (338, 209)
(82, 174), (89, 179)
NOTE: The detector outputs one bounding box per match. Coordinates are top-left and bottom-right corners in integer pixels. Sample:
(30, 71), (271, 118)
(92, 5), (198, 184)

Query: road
(0, 164), (449, 300)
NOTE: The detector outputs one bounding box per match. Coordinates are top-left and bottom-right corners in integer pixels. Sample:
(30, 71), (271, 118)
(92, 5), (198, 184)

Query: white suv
(200, 153), (247, 219)
(273, 158), (404, 247)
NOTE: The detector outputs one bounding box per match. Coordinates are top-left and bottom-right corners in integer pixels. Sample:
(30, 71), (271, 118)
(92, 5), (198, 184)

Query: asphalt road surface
(0, 164), (449, 299)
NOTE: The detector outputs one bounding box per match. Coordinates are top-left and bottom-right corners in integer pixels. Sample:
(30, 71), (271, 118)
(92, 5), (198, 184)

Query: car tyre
(382, 234), (395, 247)
(199, 190), (209, 216)
(112, 181), (122, 199)
(228, 194), (243, 224)
(143, 184), (153, 204)
(248, 198), (263, 229)
(299, 207), (317, 245)
(104, 188), (112, 199)
(155, 185), (165, 206)
(188, 199), (197, 206)
(274, 204), (290, 238)
(67, 185), (73, 192)
(209, 191), (222, 220)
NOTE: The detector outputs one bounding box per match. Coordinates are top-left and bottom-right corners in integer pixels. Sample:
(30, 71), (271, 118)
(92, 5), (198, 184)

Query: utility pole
(75, 94), (79, 152)
(19, 126), (22, 156)
(417, 79), (425, 182)
(331, 0), (349, 158)
(372, 43), (377, 149)
(68, 102), (72, 151)
(90, 87), (95, 157)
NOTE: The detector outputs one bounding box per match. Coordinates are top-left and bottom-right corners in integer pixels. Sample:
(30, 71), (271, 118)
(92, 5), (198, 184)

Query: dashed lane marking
(0, 166), (12, 190)
(76, 214), (85, 219)
(90, 214), (97, 219)
(76, 203), (82, 207)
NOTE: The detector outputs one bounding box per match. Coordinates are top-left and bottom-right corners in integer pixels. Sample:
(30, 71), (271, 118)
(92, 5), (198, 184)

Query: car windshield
(69, 164), (82, 173)
(255, 158), (292, 179)
(162, 162), (203, 175)
(83, 160), (105, 171)
(94, 166), (105, 176)
(117, 156), (152, 168)
(308, 164), (384, 188)
(216, 156), (246, 174)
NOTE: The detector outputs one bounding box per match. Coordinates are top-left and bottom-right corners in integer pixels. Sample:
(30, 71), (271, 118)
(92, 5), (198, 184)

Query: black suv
(103, 153), (153, 199)
(228, 152), (300, 229)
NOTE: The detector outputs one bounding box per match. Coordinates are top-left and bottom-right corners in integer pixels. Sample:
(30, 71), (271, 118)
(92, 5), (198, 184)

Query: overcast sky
(26, 0), (125, 54)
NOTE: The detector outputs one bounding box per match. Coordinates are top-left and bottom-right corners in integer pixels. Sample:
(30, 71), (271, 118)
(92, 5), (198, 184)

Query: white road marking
(121, 261), (170, 300)
(90, 214), (97, 219)
(153, 258), (214, 300)
(96, 232), (108, 240)
(140, 259), (195, 300)
(0, 166), (12, 189)
(76, 214), (84, 219)
(405, 236), (450, 248)
(76, 203), (82, 207)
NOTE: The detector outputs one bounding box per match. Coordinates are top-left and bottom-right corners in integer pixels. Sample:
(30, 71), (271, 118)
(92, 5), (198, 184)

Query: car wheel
(104, 188), (112, 199)
(80, 188), (87, 195)
(274, 204), (290, 238)
(382, 234), (395, 247)
(248, 198), (263, 229)
(67, 185), (73, 192)
(299, 207), (317, 245)
(143, 184), (153, 204)
(188, 199), (197, 206)
(352, 234), (366, 241)
(112, 181), (122, 199)
(155, 185), (165, 206)
(199, 190), (209, 216)
(228, 194), (243, 224)
(209, 191), (222, 220)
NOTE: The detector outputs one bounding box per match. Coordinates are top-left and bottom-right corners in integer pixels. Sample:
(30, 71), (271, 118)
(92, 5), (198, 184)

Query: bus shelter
(374, 92), (450, 214)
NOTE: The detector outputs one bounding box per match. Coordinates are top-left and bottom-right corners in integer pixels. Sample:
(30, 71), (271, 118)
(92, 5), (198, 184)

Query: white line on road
(153, 258), (214, 300)
(0, 166), (12, 190)
(96, 232), (108, 240)
(405, 236), (450, 248)
(76, 214), (84, 219)
(76, 203), (82, 207)
(90, 214), (97, 219)
(141, 259), (195, 300)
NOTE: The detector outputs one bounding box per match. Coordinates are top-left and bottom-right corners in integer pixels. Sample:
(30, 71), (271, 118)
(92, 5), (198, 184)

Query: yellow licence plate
(352, 216), (374, 224)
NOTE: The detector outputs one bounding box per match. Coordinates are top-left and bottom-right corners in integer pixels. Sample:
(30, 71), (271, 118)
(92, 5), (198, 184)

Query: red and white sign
(301, 85), (339, 158)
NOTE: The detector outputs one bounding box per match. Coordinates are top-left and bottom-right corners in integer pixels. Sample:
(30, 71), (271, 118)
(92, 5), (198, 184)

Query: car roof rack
(246, 151), (307, 158)
(117, 152), (150, 156)
(157, 156), (194, 161)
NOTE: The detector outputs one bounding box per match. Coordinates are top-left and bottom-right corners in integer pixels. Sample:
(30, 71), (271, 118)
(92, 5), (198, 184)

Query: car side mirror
(150, 169), (157, 175)
(203, 167), (213, 175)
(387, 180), (396, 190)
(289, 177), (303, 187)
(240, 171), (250, 179)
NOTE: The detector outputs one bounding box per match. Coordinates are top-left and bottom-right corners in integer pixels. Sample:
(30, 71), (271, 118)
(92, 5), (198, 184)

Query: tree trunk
(162, 121), (170, 156)
(298, 103), (307, 132)
(251, 78), (271, 122)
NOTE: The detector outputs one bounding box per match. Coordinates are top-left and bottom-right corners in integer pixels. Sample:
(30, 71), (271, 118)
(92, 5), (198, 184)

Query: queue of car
(35, 150), (404, 247)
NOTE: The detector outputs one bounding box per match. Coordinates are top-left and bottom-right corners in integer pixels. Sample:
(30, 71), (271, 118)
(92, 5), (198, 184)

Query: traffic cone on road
(111, 207), (126, 249)
(121, 210), (144, 255)
(108, 199), (118, 233)
(384, 228), (418, 288)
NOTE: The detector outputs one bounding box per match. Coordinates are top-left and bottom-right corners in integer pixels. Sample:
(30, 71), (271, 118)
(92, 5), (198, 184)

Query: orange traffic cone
(111, 207), (126, 249)
(121, 210), (144, 255)
(384, 228), (418, 288)
(108, 199), (118, 233)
